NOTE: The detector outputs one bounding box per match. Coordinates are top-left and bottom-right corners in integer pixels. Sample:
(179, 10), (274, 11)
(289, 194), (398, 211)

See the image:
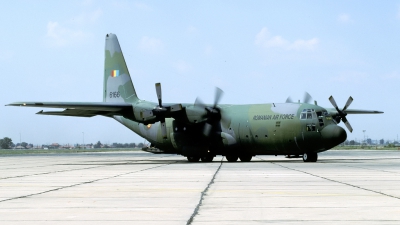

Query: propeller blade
(343, 96), (353, 111)
(203, 123), (212, 137)
(328, 96), (339, 109)
(343, 120), (353, 133)
(303, 92), (313, 104)
(194, 97), (206, 108)
(155, 83), (162, 107)
(160, 119), (167, 139)
(214, 87), (224, 107)
(286, 96), (294, 103)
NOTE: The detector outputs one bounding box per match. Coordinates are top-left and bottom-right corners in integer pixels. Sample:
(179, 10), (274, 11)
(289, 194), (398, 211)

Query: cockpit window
(300, 109), (317, 120)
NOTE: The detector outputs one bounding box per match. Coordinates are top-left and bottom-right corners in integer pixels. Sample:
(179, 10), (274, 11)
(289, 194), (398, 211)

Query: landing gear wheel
(187, 156), (200, 162)
(201, 156), (214, 162)
(239, 155), (252, 162)
(226, 155), (238, 162)
(302, 152), (318, 162)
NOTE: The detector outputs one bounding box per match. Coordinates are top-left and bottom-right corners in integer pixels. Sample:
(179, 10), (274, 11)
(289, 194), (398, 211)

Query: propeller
(285, 92), (314, 104)
(194, 87), (230, 137)
(285, 96), (294, 103)
(328, 95), (353, 133)
(303, 92), (314, 104)
(140, 83), (182, 139)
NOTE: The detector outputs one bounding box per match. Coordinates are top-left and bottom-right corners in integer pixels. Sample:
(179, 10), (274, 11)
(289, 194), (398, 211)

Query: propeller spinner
(329, 95), (354, 133)
(141, 83), (182, 139)
(194, 87), (230, 137)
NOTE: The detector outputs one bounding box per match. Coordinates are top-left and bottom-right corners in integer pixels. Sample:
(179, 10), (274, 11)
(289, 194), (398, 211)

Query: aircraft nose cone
(320, 125), (347, 149)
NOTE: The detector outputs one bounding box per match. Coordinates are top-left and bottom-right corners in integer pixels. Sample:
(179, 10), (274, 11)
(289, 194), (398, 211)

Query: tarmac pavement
(1, 150), (400, 224)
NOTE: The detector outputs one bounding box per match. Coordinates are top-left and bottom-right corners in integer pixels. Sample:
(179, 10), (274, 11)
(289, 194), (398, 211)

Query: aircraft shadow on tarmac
(58, 157), (400, 166)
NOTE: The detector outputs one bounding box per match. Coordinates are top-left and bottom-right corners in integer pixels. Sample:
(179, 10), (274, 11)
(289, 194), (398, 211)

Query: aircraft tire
(226, 155), (238, 162)
(187, 156), (200, 162)
(239, 155), (252, 162)
(302, 152), (318, 162)
(201, 156), (214, 162)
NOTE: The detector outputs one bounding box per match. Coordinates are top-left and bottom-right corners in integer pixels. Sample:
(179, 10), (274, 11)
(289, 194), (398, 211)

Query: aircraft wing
(6, 102), (133, 118)
(344, 109), (384, 114)
(327, 108), (384, 115)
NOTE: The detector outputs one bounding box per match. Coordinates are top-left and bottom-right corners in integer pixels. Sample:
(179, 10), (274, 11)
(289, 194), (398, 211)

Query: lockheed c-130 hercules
(7, 33), (383, 162)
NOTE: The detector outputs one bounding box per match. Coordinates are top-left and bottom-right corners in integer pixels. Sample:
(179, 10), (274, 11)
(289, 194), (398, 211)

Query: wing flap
(8, 102), (134, 119)
(36, 109), (116, 117)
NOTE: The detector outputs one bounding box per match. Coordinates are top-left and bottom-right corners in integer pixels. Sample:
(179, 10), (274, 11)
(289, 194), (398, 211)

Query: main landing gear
(302, 152), (318, 162)
(187, 156), (200, 162)
(187, 155), (253, 162)
(225, 155), (252, 162)
(186, 156), (215, 162)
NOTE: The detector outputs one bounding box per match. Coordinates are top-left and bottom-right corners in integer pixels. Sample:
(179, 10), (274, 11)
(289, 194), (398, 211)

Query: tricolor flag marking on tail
(111, 70), (119, 77)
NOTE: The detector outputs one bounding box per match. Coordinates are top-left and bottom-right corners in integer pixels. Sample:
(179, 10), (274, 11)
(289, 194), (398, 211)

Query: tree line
(0, 137), (146, 149)
(0, 137), (13, 149)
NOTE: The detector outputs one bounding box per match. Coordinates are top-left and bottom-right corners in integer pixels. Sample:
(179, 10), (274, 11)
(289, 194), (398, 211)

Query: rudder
(103, 33), (139, 103)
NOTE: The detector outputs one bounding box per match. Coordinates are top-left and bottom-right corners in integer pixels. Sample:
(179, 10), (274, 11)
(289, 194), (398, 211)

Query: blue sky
(1, 1), (399, 145)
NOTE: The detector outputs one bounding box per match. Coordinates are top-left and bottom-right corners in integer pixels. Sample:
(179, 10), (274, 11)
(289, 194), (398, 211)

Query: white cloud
(204, 45), (213, 55)
(0, 50), (14, 61)
(138, 36), (163, 53)
(134, 2), (151, 10)
(330, 71), (367, 84)
(255, 27), (319, 51)
(382, 71), (400, 80)
(46, 21), (89, 47)
(187, 26), (198, 34)
(70, 9), (103, 25)
(81, 0), (94, 6)
(397, 6), (400, 19)
(338, 13), (352, 23)
(173, 60), (192, 73)
(44, 8), (102, 48)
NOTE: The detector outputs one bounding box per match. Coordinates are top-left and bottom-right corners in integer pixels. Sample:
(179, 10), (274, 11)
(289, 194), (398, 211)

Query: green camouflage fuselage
(114, 101), (344, 157)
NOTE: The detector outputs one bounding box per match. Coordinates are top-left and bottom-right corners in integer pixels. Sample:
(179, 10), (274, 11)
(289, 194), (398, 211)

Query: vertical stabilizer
(103, 33), (139, 103)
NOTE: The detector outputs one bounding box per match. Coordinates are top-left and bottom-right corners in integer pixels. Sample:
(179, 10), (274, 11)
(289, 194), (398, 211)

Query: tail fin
(103, 33), (139, 103)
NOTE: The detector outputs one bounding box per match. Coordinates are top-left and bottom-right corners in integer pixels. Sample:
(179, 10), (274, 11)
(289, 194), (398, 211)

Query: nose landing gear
(302, 152), (318, 162)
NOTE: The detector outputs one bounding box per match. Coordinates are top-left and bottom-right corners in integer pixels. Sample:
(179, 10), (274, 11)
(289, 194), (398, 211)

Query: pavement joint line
(261, 159), (400, 201)
(341, 164), (400, 174)
(1, 164), (60, 170)
(186, 157), (224, 225)
(0, 161), (177, 203)
(2, 220), (400, 222)
(0, 165), (107, 180)
(0, 155), (173, 180)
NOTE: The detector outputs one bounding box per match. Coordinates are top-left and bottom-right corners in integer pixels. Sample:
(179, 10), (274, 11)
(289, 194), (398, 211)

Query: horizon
(1, 1), (398, 144)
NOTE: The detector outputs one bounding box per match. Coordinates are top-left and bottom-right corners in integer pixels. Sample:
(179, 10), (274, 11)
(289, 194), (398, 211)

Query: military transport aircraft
(7, 33), (383, 163)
